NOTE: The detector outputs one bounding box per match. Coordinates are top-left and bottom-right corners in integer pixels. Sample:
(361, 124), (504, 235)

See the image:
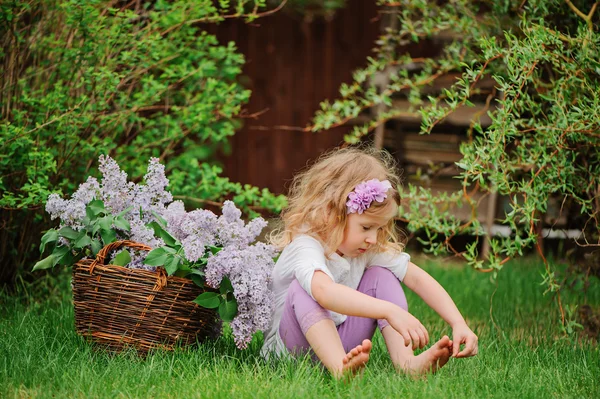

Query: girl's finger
(409, 329), (421, 350)
(420, 324), (430, 345)
(416, 328), (427, 349)
(458, 336), (477, 357)
(452, 337), (461, 357)
(400, 329), (411, 347)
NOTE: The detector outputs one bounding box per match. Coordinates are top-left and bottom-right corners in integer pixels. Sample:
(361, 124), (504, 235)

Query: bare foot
(339, 339), (372, 377)
(400, 335), (453, 375)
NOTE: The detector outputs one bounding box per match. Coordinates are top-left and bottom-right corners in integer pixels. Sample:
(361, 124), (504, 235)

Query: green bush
(312, 0), (599, 324)
(0, 0), (286, 285)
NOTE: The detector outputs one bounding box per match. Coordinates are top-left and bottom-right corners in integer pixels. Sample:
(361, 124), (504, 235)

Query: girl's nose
(365, 231), (377, 244)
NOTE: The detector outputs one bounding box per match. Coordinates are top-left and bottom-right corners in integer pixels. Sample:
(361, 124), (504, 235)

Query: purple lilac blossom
(346, 178), (393, 214)
(45, 156), (168, 251)
(129, 218), (164, 249)
(45, 176), (100, 230)
(205, 241), (276, 349)
(215, 200), (266, 248)
(163, 201), (187, 239)
(133, 158), (173, 224)
(98, 155), (131, 215)
(176, 209), (218, 262)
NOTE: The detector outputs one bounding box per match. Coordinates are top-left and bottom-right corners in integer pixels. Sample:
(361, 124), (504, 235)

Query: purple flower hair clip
(346, 179), (393, 215)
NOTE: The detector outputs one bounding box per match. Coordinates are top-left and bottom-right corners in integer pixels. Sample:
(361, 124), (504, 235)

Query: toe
(362, 340), (372, 351)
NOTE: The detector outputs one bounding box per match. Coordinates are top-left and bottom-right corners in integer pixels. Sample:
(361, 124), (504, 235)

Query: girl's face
(336, 206), (395, 258)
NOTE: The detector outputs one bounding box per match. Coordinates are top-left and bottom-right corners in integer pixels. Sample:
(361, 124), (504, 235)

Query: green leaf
(193, 292), (220, 309)
(98, 216), (113, 231)
(220, 277), (233, 294)
(190, 274), (205, 287)
(175, 263), (191, 274)
(87, 199), (106, 216)
(112, 250), (131, 266)
(86, 204), (95, 220)
(58, 226), (80, 240)
(39, 229), (58, 254)
(32, 254), (57, 271)
(52, 245), (70, 258)
(117, 205), (134, 217)
(163, 246), (177, 254)
(163, 255), (180, 276)
(143, 247), (168, 266)
(173, 269), (191, 278)
(148, 221), (177, 246)
(91, 239), (102, 256)
(74, 233), (92, 249)
(54, 246), (76, 266)
(208, 246), (222, 255)
(150, 210), (168, 227)
(218, 299), (238, 322)
(100, 228), (117, 245)
(92, 221), (101, 236)
(113, 216), (130, 232)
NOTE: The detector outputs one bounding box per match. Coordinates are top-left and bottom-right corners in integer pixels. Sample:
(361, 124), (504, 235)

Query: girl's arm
(311, 271), (429, 349)
(402, 262), (479, 358)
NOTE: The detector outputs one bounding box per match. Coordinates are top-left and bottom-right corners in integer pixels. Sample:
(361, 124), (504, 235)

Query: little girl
(261, 146), (478, 377)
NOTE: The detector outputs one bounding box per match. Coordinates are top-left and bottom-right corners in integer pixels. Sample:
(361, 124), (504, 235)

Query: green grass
(1, 258), (599, 398)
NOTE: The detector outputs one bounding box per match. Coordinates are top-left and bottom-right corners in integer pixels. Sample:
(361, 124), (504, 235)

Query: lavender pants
(279, 266), (408, 355)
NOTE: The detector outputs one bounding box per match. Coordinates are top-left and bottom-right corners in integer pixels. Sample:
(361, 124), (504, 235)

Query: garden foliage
(0, 0), (286, 284)
(311, 0), (600, 322)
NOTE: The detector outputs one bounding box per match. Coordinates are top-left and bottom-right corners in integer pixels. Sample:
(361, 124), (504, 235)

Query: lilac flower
(45, 176), (100, 229)
(163, 201), (187, 239)
(143, 158), (172, 206)
(98, 155), (131, 215)
(214, 200), (266, 248)
(346, 179), (393, 214)
(46, 194), (67, 221)
(72, 177), (100, 204)
(205, 242), (276, 348)
(176, 209), (218, 262)
(129, 218), (164, 249)
(133, 158), (173, 223)
(221, 200), (243, 224)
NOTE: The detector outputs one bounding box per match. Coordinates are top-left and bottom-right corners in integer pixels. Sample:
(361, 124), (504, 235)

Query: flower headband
(346, 179), (392, 214)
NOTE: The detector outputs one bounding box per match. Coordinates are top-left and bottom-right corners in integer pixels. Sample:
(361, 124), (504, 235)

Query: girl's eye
(362, 226), (370, 231)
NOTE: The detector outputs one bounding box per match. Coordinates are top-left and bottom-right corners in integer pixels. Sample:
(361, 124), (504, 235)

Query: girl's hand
(451, 322), (478, 358)
(386, 304), (430, 350)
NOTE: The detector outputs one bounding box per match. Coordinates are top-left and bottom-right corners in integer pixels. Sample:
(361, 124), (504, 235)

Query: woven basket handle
(89, 240), (152, 274)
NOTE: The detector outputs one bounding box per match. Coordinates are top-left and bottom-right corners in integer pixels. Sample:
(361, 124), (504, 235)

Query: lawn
(1, 257), (599, 398)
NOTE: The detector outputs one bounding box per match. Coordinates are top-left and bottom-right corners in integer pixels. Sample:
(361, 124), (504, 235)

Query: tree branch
(565, 0), (598, 31)
(565, 0), (589, 20)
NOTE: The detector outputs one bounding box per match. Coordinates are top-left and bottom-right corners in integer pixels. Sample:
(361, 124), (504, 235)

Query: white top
(260, 234), (410, 358)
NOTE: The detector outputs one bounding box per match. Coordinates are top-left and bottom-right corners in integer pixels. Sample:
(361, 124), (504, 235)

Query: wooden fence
(207, 0), (381, 194)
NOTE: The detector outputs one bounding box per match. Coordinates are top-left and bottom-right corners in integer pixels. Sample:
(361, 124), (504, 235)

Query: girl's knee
(364, 266), (396, 279)
(360, 266), (408, 312)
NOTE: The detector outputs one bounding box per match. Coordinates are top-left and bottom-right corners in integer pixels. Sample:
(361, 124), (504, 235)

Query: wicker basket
(72, 240), (220, 354)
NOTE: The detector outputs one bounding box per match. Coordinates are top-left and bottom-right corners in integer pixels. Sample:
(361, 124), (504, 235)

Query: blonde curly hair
(269, 146), (406, 257)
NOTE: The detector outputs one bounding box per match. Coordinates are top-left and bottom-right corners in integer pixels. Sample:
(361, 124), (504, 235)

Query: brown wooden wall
(207, 0), (381, 194)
